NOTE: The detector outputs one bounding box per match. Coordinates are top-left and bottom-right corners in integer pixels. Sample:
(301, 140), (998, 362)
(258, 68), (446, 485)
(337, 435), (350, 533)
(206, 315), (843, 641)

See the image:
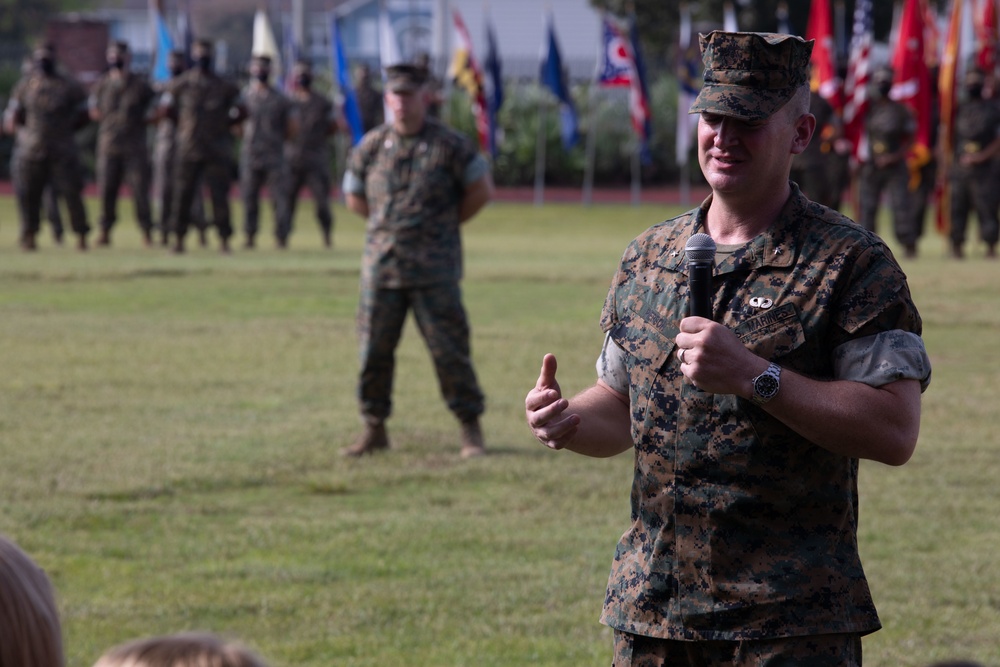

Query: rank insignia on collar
(773, 246), (783, 256)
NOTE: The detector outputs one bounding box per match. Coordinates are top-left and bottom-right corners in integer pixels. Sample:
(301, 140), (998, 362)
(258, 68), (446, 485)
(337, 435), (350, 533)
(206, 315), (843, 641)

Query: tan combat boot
(459, 419), (486, 459)
(343, 421), (390, 457)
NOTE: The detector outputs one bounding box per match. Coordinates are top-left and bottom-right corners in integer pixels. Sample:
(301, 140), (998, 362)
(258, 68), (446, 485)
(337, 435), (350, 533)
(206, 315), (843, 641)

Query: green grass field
(1, 195), (998, 667)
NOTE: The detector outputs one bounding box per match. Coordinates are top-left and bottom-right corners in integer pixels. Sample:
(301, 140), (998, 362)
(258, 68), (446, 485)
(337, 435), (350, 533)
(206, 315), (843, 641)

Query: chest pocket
(609, 303), (678, 419)
(733, 302), (805, 361)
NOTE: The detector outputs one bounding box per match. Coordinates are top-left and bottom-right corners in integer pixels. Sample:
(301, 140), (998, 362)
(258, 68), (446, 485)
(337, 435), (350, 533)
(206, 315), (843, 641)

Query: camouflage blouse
(90, 71), (156, 156)
(345, 118), (482, 288)
(8, 71), (86, 161)
(598, 185), (926, 641)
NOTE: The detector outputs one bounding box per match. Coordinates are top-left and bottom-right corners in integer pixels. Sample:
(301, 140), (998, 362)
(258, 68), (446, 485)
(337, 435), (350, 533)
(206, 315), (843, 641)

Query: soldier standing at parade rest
(159, 39), (245, 254)
(341, 63), (494, 459)
(857, 66), (918, 256)
(152, 50), (208, 248)
(526, 32), (931, 666)
(5, 55), (65, 246)
(89, 40), (156, 247)
(944, 67), (1000, 259)
(789, 88), (841, 209)
(238, 54), (296, 249)
(3, 42), (91, 251)
(353, 63), (383, 133)
(285, 59), (337, 248)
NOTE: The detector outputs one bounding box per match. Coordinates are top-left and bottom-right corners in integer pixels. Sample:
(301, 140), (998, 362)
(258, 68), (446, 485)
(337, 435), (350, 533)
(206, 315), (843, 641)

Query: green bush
(446, 73), (705, 188)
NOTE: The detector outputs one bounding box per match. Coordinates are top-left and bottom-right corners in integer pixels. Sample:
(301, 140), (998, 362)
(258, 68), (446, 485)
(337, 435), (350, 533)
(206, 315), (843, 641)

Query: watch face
(755, 374), (779, 399)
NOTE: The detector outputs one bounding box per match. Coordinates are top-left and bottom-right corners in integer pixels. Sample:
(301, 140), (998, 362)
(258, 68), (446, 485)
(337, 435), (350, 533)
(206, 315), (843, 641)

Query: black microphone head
(685, 233), (716, 264)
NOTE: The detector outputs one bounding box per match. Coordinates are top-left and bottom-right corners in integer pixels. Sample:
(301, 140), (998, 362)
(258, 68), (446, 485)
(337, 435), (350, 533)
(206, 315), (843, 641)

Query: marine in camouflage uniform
(6, 55), (64, 245)
(353, 63), (383, 133)
(88, 41), (156, 246)
(285, 60), (336, 248)
(3, 43), (90, 251)
(857, 67), (918, 252)
(239, 55), (294, 249)
(946, 68), (1000, 259)
(160, 39), (245, 254)
(152, 50), (208, 247)
(341, 63), (494, 459)
(526, 32), (931, 666)
(789, 90), (841, 209)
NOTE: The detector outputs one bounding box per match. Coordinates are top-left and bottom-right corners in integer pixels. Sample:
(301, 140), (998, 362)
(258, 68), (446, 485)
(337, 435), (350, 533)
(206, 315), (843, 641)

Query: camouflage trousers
(171, 158), (233, 240)
(97, 149), (152, 232)
(11, 154), (63, 238)
(153, 143), (206, 233)
(949, 164), (1000, 246)
(357, 281), (484, 424)
(15, 155), (89, 238)
(240, 163), (292, 242)
(612, 630), (862, 667)
(857, 161), (913, 244)
(287, 162), (333, 234)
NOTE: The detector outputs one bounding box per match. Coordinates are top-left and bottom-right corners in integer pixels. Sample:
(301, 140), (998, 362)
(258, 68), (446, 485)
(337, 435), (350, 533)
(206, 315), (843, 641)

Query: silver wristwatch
(750, 363), (782, 405)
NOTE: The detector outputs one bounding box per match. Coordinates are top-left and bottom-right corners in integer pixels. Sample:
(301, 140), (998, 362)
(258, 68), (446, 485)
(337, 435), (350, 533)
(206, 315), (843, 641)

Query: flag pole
(582, 85), (598, 206)
(631, 139), (641, 206)
(534, 102), (547, 206)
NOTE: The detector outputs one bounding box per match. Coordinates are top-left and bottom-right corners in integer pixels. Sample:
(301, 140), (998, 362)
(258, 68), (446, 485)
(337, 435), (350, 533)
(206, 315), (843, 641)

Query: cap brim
(387, 82), (421, 93)
(689, 83), (794, 122)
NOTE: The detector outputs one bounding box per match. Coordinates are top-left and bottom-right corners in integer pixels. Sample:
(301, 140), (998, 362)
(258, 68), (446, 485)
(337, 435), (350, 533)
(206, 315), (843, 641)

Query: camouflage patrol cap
(385, 63), (429, 92)
(689, 31), (814, 121)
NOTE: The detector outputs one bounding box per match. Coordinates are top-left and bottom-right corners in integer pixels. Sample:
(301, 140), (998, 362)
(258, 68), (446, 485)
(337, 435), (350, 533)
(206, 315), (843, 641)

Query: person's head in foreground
(689, 31), (815, 205)
(0, 534), (64, 667)
(92, 632), (268, 667)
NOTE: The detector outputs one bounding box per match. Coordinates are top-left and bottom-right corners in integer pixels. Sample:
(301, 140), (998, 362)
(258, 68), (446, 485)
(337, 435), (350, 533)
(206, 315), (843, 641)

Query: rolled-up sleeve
(833, 330), (932, 392)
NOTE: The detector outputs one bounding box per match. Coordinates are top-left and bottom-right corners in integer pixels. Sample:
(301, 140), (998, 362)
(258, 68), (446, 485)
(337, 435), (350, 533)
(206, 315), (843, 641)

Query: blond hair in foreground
(92, 632), (268, 667)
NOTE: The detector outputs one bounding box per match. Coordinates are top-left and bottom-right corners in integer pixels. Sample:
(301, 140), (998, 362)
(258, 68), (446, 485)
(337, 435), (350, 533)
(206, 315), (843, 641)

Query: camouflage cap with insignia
(689, 31), (814, 121)
(385, 63), (429, 92)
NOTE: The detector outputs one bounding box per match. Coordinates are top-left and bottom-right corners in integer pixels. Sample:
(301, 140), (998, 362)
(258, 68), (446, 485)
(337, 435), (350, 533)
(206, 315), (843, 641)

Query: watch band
(751, 362), (782, 405)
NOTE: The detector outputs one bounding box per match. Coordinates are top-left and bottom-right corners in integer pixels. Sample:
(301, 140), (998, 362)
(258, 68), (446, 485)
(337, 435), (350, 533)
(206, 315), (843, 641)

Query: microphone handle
(688, 262), (713, 319)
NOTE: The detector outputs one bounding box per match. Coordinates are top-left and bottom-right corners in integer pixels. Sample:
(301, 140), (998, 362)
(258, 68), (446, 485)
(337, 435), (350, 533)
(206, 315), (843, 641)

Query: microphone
(685, 233), (716, 319)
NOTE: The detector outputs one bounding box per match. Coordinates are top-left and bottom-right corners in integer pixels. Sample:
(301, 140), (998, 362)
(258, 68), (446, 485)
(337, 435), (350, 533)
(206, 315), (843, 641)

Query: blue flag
(629, 14), (653, 163)
(539, 13), (578, 150)
(331, 15), (364, 145)
(484, 16), (504, 157)
(152, 10), (175, 83)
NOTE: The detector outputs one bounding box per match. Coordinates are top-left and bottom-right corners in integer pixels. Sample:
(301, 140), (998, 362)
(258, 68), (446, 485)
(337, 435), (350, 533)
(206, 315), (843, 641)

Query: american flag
(842, 0), (873, 161)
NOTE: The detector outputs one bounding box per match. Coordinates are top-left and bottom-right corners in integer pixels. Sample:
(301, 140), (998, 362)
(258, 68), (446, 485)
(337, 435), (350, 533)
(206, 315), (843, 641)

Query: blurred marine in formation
(285, 59), (337, 248)
(152, 49), (208, 247)
(89, 40), (156, 247)
(159, 39), (245, 254)
(3, 42), (91, 251)
(789, 89), (842, 210)
(238, 54), (295, 249)
(856, 66), (918, 256)
(944, 68), (1000, 259)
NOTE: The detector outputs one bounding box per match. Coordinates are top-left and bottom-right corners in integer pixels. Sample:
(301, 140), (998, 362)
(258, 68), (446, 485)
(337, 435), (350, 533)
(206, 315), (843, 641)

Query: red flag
(806, 0), (841, 109)
(842, 0), (873, 161)
(448, 9), (490, 153)
(890, 0), (934, 189)
(977, 0), (999, 73)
